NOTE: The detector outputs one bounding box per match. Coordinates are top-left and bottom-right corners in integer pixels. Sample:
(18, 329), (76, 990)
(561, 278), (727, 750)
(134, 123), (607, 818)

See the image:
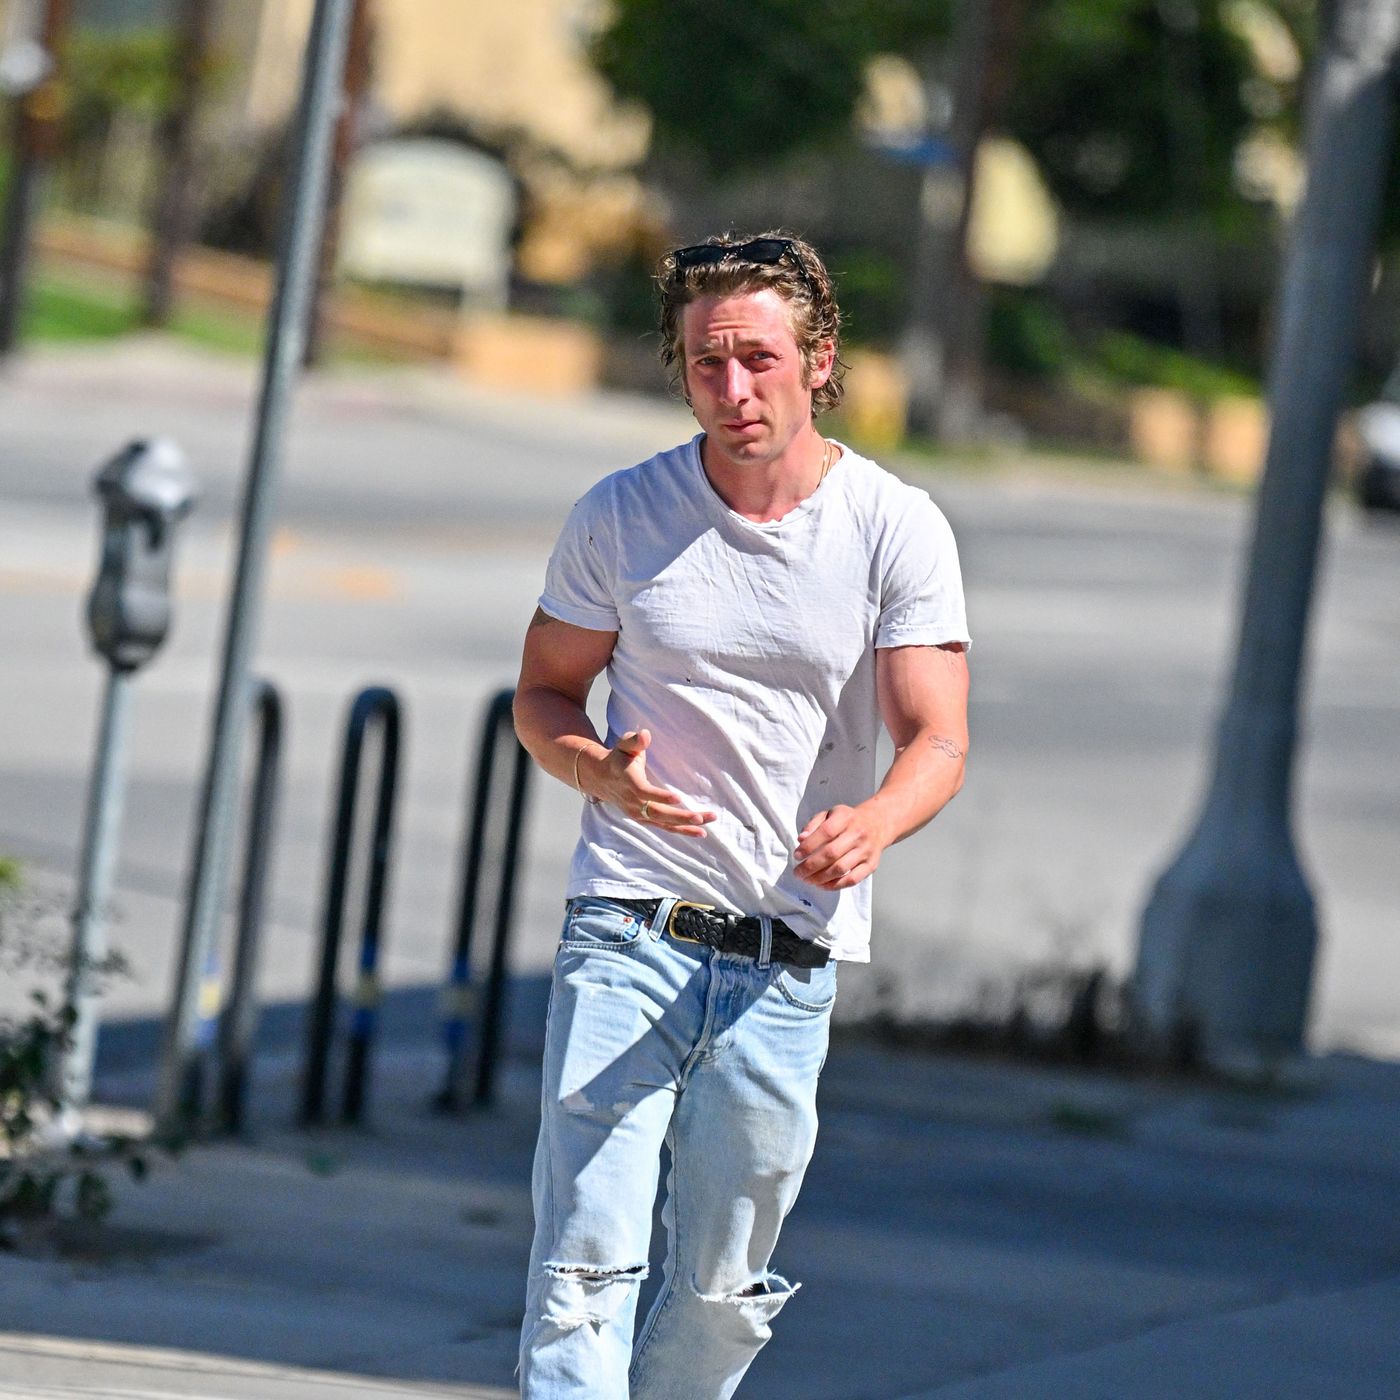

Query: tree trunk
(143, 0), (218, 329)
(0, 0), (71, 356)
(903, 0), (1022, 442)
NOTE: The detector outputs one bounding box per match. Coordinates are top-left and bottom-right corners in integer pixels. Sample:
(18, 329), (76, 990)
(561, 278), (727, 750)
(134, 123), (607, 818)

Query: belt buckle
(667, 901), (715, 945)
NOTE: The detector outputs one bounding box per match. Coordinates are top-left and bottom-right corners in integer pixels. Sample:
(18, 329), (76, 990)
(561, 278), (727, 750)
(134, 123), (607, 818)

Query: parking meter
(86, 438), (198, 672)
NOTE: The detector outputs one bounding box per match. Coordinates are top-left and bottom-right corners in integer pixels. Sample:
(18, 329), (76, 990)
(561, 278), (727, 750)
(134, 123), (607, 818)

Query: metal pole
(436, 691), (507, 1110)
(342, 689), (402, 1125)
(1134, 0), (1400, 1066)
(59, 668), (134, 1110)
(156, 0), (356, 1129)
(218, 679), (283, 1135)
(299, 686), (400, 1128)
(474, 714), (532, 1107)
(299, 698), (367, 1128)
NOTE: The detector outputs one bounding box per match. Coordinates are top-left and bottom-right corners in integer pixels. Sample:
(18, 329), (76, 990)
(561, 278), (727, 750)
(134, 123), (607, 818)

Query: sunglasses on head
(668, 237), (818, 294)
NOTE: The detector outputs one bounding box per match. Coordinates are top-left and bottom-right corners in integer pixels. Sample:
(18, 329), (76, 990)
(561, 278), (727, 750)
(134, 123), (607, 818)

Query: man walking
(514, 231), (970, 1399)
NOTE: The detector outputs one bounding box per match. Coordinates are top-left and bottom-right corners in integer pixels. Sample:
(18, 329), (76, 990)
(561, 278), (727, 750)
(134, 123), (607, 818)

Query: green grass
(168, 300), (267, 357)
(1090, 331), (1260, 401)
(26, 276), (140, 342)
(21, 270), (387, 363)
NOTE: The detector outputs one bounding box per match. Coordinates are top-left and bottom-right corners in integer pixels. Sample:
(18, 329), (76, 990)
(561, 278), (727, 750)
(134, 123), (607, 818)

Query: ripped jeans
(518, 896), (837, 1400)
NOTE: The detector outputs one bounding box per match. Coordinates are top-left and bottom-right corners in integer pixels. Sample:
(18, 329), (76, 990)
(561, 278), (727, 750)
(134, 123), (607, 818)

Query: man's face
(680, 289), (832, 471)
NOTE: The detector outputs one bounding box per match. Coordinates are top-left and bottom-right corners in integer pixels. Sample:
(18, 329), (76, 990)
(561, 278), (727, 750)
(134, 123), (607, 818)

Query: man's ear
(807, 339), (836, 390)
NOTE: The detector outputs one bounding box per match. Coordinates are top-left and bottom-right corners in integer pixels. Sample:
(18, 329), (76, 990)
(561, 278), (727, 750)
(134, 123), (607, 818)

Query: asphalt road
(1, 339), (1396, 1059)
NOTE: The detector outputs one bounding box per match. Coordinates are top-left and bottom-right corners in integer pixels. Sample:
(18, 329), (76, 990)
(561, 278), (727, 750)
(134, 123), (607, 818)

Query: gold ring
(641, 800), (651, 820)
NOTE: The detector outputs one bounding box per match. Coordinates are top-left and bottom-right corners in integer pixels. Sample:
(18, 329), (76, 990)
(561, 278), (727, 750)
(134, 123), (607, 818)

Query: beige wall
(241, 0), (647, 171)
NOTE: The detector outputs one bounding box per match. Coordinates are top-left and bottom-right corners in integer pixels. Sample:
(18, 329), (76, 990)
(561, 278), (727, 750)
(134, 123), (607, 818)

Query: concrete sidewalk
(1, 1034), (1398, 1399)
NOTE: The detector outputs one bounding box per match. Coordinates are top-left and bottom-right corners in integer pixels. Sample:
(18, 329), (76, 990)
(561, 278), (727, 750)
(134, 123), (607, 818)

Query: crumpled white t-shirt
(539, 434), (970, 962)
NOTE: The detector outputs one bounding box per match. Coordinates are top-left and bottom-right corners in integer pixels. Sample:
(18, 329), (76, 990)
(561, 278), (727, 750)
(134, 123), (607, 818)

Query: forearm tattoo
(926, 734), (965, 760)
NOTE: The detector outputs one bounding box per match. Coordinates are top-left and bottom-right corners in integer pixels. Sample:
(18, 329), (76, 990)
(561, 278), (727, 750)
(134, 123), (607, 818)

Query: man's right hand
(581, 729), (717, 838)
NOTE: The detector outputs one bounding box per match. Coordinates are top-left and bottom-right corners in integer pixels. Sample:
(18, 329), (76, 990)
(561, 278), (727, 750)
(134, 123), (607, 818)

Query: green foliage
(0, 861), (150, 1236)
(1006, 1), (1257, 223)
(986, 288), (1076, 380)
(64, 26), (179, 138)
(590, 248), (662, 337)
(832, 247), (906, 346)
(985, 288), (1260, 400)
(1091, 328), (1258, 398)
(590, 0), (1299, 233)
(591, 0), (949, 175)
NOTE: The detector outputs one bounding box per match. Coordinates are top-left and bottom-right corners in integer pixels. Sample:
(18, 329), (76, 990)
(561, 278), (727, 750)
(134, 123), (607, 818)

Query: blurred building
(224, 0), (656, 289)
(0, 0), (659, 290)
(236, 0), (645, 173)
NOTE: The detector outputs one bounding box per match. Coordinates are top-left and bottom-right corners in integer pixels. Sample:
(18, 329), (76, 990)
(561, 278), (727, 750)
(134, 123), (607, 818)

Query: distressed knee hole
(538, 1261), (649, 1332)
(693, 1271), (800, 1334)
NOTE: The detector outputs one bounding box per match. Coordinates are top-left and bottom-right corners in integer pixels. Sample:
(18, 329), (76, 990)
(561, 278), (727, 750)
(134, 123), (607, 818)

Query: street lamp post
(1134, 0), (1400, 1066)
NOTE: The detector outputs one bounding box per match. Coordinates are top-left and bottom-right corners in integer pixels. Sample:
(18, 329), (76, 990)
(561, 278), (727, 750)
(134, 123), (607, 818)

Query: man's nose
(721, 359), (750, 404)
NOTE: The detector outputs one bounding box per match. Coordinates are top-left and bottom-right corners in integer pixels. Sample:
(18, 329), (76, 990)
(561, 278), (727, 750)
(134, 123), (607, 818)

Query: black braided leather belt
(604, 898), (829, 969)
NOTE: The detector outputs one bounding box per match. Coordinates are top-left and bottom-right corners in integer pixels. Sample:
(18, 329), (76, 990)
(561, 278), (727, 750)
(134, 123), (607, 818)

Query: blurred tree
(143, 0), (218, 328)
(592, 0), (1296, 219)
(591, 0), (953, 174)
(0, 0), (73, 356)
(62, 25), (176, 207)
(1006, 0), (1254, 224)
(589, 0), (1328, 427)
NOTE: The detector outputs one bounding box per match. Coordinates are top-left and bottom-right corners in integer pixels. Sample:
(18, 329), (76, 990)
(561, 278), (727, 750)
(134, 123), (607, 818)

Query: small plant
(0, 860), (149, 1241)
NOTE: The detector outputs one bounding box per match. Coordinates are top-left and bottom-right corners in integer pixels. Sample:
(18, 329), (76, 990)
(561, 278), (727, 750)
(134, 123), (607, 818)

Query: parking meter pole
(59, 437), (196, 1122)
(1135, 0), (1400, 1065)
(156, 0), (356, 1131)
(60, 668), (135, 1111)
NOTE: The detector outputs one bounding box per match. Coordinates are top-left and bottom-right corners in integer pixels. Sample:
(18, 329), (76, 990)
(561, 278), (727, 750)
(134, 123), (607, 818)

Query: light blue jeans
(518, 895), (837, 1400)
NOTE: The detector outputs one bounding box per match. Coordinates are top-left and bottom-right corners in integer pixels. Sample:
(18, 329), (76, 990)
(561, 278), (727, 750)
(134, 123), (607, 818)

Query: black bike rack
(435, 687), (533, 1110)
(216, 677), (285, 1134)
(299, 685), (402, 1127)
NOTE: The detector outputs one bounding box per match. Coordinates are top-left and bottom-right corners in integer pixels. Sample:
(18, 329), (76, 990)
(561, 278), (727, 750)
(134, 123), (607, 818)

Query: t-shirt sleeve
(875, 490), (972, 649)
(539, 488), (620, 631)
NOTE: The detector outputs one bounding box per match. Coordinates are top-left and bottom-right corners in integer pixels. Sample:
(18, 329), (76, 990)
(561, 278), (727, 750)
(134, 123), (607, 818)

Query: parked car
(1355, 397), (1400, 513)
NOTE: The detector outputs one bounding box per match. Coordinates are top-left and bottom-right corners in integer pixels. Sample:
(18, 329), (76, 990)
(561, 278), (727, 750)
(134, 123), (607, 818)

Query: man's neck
(699, 428), (832, 524)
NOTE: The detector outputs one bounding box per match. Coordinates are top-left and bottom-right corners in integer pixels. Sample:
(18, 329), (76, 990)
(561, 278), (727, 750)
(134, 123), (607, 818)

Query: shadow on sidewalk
(5, 979), (1400, 1400)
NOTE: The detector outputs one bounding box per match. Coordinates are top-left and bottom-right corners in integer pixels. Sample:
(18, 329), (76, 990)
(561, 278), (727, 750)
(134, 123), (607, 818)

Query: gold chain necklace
(816, 438), (835, 489)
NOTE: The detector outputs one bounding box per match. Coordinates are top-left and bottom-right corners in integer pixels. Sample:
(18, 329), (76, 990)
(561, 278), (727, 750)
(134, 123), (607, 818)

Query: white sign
(339, 138), (515, 304)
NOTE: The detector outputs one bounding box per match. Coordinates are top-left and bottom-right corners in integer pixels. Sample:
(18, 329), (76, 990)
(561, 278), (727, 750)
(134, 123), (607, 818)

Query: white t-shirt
(539, 434), (970, 962)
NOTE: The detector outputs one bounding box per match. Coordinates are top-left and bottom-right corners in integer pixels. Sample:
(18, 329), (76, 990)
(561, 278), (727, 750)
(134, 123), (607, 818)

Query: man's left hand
(793, 804), (889, 890)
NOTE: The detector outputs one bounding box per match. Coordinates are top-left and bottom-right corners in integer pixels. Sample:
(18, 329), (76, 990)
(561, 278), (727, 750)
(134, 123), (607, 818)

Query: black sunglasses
(669, 237), (818, 294)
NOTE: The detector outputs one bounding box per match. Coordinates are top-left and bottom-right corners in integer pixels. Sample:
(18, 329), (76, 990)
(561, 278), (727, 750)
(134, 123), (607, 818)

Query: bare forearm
(512, 684), (606, 793)
(513, 683), (716, 835)
(793, 726), (965, 890)
(862, 727), (966, 847)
